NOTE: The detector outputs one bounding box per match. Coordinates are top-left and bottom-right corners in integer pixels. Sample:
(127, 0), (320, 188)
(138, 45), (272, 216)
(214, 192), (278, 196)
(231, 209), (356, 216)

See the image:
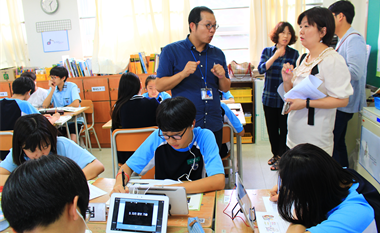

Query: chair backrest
(222, 123), (233, 144)
(81, 99), (94, 114)
(111, 127), (157, 177)
(0, 131), (13, 151)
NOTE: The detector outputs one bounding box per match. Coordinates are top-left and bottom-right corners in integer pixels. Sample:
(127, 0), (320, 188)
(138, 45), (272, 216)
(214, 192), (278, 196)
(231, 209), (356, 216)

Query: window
(77, 0), (96, 57)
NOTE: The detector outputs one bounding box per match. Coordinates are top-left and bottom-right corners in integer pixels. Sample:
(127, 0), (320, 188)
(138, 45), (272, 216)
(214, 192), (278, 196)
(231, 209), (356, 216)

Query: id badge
(201, 88), (213, 100)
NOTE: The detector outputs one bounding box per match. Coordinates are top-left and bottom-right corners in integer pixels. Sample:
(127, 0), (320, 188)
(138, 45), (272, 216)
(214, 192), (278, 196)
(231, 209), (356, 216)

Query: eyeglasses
(159, 127), (188, 140)
(50, 75), (58, 80)
(197, 23), (219, 30)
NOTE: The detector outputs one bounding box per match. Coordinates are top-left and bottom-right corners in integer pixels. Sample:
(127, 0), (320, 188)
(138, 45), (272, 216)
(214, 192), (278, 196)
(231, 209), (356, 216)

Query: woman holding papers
(258, 22), (299, 171)
(281, 7), (353, 155)
(0, 114), (104, 182)
(270, 143), (378, 233)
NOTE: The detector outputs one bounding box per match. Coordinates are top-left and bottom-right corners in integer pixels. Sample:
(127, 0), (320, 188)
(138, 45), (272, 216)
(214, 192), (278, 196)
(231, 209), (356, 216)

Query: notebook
(106, 193), (169, 233)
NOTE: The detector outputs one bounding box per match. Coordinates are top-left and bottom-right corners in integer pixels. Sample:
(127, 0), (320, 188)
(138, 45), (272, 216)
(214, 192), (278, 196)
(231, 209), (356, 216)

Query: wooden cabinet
(108, 76), (121, 101)
(83, 78), (110, 101)
(37, 81), (50, 90)
(69, 79), (85, 100)
(0, 82), (12, 98)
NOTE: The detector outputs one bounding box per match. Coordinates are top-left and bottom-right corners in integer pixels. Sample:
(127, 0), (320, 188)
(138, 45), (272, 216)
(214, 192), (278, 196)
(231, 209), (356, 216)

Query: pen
(122, 169), (126, 189)
(55, 107), (57, 114)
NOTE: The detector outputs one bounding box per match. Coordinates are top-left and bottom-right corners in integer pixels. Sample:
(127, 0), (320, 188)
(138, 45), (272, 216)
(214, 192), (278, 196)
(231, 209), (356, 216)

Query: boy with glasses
(112, 96), (225, 194)
(42, 66), (83, 143)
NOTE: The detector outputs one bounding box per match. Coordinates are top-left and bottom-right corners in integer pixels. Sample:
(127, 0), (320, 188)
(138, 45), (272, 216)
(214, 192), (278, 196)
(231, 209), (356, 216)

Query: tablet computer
(235, 172), (256, 231)
(129, 186), (189, 216)
(106, 193), (169, 233)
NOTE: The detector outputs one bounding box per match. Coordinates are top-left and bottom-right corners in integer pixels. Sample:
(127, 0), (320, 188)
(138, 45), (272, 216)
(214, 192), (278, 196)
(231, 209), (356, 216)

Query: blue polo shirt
(142, 91), (171, 102)
(157, 36), (230, 132)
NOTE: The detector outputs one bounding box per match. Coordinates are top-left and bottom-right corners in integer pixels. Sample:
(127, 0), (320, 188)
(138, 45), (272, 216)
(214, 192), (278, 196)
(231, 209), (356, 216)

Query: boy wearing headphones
(112, 96), (225, 194)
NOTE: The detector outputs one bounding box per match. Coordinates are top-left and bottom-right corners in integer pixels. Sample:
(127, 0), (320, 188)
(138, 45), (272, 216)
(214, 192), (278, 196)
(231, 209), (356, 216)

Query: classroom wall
(22, 0), (83, 68)
(366, 0), (380, 88)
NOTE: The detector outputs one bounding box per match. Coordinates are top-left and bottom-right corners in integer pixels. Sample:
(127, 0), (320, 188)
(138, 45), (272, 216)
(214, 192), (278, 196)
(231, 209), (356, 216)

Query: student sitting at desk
(270, 143), (379, 233)
(112, 96), (225, 194)
(0, 114), (104, 183)
(112, 72), (160, 164)
(42, 66), (83, 143)
(2, 155), (91, 233)
(220, 91), (235, 104)
(142, 75), (171, 103)
(0, 77), (59, 160)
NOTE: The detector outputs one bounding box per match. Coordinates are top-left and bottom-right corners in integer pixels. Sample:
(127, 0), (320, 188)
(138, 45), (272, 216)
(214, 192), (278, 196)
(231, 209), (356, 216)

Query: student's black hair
(50, 66), (69, 82)
(12, 114), (58, 166)
(297, 7), (335, 46)
(2, 155), (89, 232)
(12, 76), (35, 95)
(145, 75), (157, 88)
(20, 71), (37, 81)
(269, 21), (297, 45)
(329, 0), (355, 24)
(277, 143), (356, 228)
(156, 96), (196, 132)
(111, 72), (141, 130)
(188, 6), (214, 33)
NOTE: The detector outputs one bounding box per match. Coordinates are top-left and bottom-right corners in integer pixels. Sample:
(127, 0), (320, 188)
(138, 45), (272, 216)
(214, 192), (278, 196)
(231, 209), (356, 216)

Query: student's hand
(48, 80), (55, 89)
(275, 46), (286, 58)
(270, 184), (278, 202)
(281, 63), (294, 83)
(111, 184), (129, 195)
(182, 61), (200, 78)
(211, 64), (226, 79)
(284, 98), (307, 113)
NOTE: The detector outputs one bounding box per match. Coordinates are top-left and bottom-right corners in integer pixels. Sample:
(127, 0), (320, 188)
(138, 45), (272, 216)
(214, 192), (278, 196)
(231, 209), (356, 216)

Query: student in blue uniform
(111, 72), (159, 164)
(0, 77), (59, 160)
(0, 114), (104, 183)
(142, 75), (171, 102)
(2, 155), (91, 233)
(42, 66), (82, 143)
(112, 96), (225, 194)
(221, 91), (235, 104)
(270, 143), (378, 233)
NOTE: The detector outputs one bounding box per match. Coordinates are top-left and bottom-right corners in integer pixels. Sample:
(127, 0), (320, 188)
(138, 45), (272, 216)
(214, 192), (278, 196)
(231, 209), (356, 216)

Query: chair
(111, 127), (157, 178)
(222, 124), (236, 189)
(0, 131), (13, 161)
(80, 100), (101, 153)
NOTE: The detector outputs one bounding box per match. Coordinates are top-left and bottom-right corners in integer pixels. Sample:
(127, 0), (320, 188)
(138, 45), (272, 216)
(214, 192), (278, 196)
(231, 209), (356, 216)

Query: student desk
(87, 224), (214, 233)
(90, 178), (216, 229)
(214, 189), (271, 233)
(56, 107), (90, 146)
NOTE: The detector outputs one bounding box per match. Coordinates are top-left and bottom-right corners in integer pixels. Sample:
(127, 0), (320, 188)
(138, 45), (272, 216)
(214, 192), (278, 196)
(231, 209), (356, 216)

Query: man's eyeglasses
(49, 75), (58, 80)
(158, 127), (187, 140)
(197, 23), (219, 30)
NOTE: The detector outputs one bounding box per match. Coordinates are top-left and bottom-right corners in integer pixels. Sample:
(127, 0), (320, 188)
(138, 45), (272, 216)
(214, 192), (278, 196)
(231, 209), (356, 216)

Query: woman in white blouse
(282, 7), (353, 155)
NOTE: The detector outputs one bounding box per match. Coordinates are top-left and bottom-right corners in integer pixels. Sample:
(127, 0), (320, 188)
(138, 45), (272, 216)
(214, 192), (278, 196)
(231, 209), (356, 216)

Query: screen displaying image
(110, 198), (164, 232)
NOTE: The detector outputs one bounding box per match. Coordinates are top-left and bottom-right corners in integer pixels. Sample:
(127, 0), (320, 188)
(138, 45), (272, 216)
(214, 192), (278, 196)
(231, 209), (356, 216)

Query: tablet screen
(109, 197), (165, 232)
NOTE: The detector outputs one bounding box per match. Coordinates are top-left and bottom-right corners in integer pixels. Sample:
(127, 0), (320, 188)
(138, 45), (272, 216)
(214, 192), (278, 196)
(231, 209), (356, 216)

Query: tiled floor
(92, 141), (277, 190)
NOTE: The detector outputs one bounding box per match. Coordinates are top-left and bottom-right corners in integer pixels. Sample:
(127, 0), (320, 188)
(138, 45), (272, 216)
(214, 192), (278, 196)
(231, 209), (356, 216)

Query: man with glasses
(156, 6), (231, 151)
(2, 155), (91, 233)
(112, 97), (225, 194)
(42, 66), (83, 143)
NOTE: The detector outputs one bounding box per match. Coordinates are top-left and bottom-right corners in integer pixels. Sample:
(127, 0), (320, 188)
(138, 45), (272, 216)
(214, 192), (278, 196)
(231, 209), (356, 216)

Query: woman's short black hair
(188, 6), (214, 33)
(12, 114), (58, 165)
(50, 66), (69, 82)
(156, 96), (196, 132)
(269, 21), (297, 45)
(145, 75), (156, 88)
(277, 143), (356, 228)
(111, 72), (141, 130)
(2, 155), (89, 232)
(297, 7), (335, 46)
(12, 76), (36, 95)
(328, 0), (355, 24)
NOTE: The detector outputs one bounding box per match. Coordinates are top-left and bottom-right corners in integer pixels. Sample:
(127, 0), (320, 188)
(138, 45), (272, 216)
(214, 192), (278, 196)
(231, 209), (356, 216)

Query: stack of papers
(54, 115), (72, 125)
(39, 107), (87, 112)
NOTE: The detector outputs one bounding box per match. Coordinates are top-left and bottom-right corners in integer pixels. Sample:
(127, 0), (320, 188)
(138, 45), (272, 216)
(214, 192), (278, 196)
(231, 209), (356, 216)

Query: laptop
(235, 172), (256, 231)
(129, 185), (189, 215)
(106, 193), (170, 233)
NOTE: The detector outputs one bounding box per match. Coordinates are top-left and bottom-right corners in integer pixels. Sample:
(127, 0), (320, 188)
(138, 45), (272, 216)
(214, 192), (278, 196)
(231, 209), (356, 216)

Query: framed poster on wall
(41, 30), (70, 53)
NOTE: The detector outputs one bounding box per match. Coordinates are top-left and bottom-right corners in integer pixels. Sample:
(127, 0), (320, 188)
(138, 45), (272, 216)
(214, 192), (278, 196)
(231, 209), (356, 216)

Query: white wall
(323, 0), (368, 39)
(22, 0), (83, 68)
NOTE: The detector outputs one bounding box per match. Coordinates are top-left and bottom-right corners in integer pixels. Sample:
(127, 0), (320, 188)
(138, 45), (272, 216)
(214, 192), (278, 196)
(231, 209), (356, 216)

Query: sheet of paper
(263, 196), (278, 213)
(127, 179), (181, 187)
(61, 107), (87, 112)
(281, 75), (327, 100)
(187, 193), (203, 211)
(54, 115), (72, 125)
(256, 211), (290, 233)
(227, 103), (241, 110)
(88, 182), (107, 200)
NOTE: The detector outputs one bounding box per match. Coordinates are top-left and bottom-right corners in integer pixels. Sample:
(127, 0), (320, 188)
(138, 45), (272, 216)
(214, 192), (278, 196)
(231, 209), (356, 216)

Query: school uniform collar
(130, 95), (144, 100)
(55, 83), (67, 92)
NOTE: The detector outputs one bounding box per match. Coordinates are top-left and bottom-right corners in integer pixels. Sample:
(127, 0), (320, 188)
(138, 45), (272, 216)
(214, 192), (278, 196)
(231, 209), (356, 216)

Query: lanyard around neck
(190, 50), (208, 88)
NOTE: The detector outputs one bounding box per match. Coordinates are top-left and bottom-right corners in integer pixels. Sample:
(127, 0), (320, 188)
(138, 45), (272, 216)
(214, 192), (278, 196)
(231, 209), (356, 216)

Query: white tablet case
(106, 193), (169, 233)
(129, 185), (189, 215)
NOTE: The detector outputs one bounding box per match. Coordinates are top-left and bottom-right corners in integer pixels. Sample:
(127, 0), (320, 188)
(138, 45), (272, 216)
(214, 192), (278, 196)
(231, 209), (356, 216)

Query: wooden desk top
(102, 119), (112, 129)
(88, 224), (214, 233)
(214, 189), (271, 233)
(91, 178), (216, 228)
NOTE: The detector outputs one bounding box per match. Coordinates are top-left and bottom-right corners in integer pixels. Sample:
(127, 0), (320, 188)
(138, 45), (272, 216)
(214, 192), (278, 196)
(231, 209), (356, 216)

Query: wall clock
(41, 0), (59, 14)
